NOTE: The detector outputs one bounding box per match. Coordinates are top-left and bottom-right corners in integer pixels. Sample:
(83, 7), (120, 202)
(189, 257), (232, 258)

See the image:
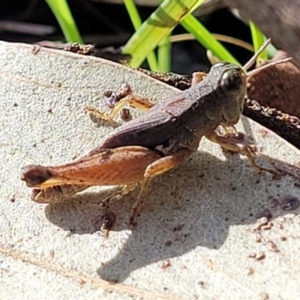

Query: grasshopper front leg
(206, 129), (280, 177)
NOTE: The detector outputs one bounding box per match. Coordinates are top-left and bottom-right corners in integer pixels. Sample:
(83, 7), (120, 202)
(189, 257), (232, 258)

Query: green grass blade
(123, 0), (202, 68)
(157, 35), (171, 72)
(45, 0), (83, 43)
(180, 15), (239, 64)
(249, 22), (267, 61)
(123, 0), (158, 70)
(123, 0), (143, 31)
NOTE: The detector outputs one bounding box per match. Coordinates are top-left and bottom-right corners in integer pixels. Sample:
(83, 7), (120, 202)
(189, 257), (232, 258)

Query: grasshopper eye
(220, 69), (244, 91)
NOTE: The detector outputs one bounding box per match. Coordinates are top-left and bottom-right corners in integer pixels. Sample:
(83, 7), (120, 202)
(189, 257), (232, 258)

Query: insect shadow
(44, 148), (300, 282)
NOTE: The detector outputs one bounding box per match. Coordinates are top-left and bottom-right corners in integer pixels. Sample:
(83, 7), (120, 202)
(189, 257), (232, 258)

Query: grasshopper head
(208, 39), (291, 128)
(211, 62), (247, 126)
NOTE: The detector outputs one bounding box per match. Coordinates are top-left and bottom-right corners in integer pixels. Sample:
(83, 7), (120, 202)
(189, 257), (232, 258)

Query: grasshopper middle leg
(99, 184), (138, 209)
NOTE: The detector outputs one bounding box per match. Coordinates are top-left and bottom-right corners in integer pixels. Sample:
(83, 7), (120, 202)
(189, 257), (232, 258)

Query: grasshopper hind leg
(129, 148), (193, 227)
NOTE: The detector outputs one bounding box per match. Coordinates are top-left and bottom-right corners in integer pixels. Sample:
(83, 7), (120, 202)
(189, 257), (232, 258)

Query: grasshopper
(21, 39), (291, 226)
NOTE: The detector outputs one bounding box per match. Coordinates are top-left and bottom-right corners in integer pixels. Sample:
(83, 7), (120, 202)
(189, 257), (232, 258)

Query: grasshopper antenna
(243, 38), (271, 71)
(243, 38), (292, 79)
(247, 57), (292, 79)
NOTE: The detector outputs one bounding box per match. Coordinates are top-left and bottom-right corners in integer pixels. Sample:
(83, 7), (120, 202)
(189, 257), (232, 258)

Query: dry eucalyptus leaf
(1, 41), (300, 299)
